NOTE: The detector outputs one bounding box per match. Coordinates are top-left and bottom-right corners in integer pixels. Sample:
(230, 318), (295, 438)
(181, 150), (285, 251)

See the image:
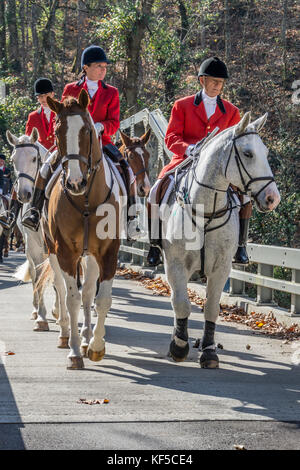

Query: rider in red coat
(147, 57), (250, 267)
(25, 78), (56, 150)
(0, 78), (56, 233)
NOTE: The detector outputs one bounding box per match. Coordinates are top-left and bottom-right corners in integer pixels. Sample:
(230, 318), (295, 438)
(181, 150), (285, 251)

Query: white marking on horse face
(66, 115), (85, 186)
(12, 137), (39, 202)
(134, 147), (151, 194)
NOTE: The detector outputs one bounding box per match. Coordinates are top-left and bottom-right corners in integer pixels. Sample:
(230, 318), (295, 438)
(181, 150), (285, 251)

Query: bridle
(175, 130), (275, 234)
(124, 142), (148, 177)
(13, 143), (42, 185)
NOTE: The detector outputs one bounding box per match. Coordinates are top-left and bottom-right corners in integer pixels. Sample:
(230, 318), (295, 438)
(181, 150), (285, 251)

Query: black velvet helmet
(81, 45), (110, 68)
(34, 78), (54, 96)
(198, 57), (229, 79)
(0, 154), (6, 161)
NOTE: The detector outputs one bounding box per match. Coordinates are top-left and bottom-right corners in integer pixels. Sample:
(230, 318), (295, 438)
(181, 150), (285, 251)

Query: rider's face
(0, 159), (4, 167)
(200, 76), (225, 97)
(84, 62), (108, 82)
(37, 92), (55, 108)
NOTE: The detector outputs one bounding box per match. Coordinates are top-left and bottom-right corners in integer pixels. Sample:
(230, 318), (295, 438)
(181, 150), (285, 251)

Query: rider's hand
(185, 144), (195, 157)
(94, 122), (104, 135)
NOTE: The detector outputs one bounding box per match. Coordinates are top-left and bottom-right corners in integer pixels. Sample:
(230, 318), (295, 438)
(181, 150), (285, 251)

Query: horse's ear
(141, 128), (151, 145)
(234, 111), (251, 136)
(30, 127), (39, 143)
(47, 96), (63, 115)
(78, 88), (89, 110)
(119, 130), (132, 148)
(6, 130), (19, 147)
(251, 113), (268, 132)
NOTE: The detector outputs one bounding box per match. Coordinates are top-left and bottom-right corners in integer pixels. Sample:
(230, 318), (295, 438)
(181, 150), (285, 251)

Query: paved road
(0, 252), (299, 450)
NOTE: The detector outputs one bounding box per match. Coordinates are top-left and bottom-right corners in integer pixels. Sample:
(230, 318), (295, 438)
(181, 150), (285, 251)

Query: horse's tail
(34, 258), (54, 294)
(14, 260), (31, 282)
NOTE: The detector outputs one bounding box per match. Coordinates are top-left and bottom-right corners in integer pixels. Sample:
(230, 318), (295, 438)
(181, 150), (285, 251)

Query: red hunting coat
(159, 90), (241, 178)
(25, 107), (56, 150)
(61, 79), (120, 147)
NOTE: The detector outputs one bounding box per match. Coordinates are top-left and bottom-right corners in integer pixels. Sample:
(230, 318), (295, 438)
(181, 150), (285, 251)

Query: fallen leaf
(234, 444), (247, 450)
(246, 344), (251, 350)
(77, 398), (110, 405)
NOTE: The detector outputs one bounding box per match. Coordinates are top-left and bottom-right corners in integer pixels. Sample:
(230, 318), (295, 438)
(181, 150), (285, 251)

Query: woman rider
(22, 45), (140, 240)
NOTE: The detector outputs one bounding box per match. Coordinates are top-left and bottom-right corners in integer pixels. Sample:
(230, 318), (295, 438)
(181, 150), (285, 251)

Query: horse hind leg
(165, 260), (191, 362)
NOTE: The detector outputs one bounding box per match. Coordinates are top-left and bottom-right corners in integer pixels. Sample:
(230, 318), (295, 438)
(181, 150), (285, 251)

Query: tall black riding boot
(233, 218), (250, 264)
(146, 214), (162, 267)
(22, 187), (45, 231)
(0, 198), (22, 233)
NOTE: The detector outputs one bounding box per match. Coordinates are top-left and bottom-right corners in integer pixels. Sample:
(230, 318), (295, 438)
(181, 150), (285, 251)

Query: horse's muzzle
(66, 177), (88, 195)
(255, 183), (281, 213)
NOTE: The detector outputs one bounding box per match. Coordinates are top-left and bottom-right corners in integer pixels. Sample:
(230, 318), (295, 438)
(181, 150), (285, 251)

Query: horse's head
(119, 129), (151, 197)
(6, 128), (41, 203)
(227, 112), (280, 213)
(47, 89), (98, 196)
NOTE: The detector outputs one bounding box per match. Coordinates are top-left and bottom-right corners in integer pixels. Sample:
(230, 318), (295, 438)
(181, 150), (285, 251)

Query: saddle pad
(104, 154), (127, 197)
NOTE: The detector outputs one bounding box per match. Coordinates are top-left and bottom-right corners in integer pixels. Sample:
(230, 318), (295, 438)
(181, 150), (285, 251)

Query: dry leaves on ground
(117, 267), (300, 342)
(77, 398), (110, 405)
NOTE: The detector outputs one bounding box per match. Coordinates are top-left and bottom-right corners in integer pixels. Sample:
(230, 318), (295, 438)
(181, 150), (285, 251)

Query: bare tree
(0, 0), (7, 70)
(7, 0), (21, 71)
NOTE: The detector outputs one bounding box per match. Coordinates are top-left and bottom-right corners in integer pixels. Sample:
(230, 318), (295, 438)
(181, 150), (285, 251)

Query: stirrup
(21, 207), (41, 231)
(127, 218), (145, 242)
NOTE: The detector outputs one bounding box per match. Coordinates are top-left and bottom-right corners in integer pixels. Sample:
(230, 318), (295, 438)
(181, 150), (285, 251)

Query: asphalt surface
(0, 252), (299, 450)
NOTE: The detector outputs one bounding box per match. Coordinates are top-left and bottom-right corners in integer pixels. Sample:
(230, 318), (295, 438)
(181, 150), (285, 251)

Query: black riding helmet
(198, 57), (229, 79)
(81, 45), (110, 68)
(34, 78), (54, 96)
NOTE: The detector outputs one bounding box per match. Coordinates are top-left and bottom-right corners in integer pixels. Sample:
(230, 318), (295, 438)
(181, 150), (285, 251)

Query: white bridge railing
(117, 109), (300, 317)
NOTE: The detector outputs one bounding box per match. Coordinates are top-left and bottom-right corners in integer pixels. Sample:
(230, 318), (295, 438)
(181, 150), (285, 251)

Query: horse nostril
(267, 195), (274, 205)
(27, 192), (32, 201)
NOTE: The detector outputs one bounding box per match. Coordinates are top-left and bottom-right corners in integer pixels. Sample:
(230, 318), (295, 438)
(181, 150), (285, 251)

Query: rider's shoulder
(27, 108), (42, 120)
(220, 97), (239, 113)
(173, 94), (195, 109)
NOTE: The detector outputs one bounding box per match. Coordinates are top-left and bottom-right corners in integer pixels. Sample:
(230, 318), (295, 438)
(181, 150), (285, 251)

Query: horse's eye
(33, 157), (36, 163)
(244, 152), (253, 158)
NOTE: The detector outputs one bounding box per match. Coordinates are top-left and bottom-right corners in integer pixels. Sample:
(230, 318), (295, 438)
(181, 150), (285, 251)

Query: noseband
(124, 143), (147, 177)
(14, 143), (42, 184)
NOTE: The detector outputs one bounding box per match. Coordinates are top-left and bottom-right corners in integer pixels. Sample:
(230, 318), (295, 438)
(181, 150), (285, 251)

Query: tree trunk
(281, 0), (288, 82)
(19, 1), (28, 84)
(7, 0), (21, 72)
(72, 0), (88, 74)
(124, 0), (155, 112)
(0, 0), (7, 70)
(40, 0), (59, 74)
(31, 4), (41, 81)
(224, 0), (231, 63)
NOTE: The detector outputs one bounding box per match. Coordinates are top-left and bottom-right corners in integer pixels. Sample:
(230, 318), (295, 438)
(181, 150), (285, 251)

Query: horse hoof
(67, 356), (84, 370)
(200, 350), (219, 369)
(169, 339), (189, 362)
(80, 345), (88, 357)
(88, 347), (105, 362)
(57, 337), (69, 349)
(34, 321), (49, 332)
(31, 311), (38, 320)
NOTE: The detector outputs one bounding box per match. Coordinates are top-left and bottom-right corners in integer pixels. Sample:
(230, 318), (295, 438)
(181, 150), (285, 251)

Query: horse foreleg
(89, 277), (113, 362)
(80, 255), (99, 357)
(165, 257), (191, 362)
(61, 267), (84, 370)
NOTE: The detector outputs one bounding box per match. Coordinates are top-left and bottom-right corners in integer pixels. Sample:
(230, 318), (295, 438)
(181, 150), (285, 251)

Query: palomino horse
(5, 129), (59, 327)
(119, 129), (152, 197)
(159, 112), (280, 368)
(41, 89), (122, 369)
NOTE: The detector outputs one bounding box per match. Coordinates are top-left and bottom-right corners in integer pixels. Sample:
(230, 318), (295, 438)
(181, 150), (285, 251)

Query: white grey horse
(6, 128), (59, 330)
(159, 112), (280, 368)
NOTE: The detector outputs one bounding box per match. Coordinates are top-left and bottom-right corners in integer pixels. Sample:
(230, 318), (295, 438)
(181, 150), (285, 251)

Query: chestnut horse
(42, 89), (122, 369)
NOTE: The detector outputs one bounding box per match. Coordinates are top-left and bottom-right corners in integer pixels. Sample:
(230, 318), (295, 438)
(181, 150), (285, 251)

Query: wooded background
(0, 0), (299, 250)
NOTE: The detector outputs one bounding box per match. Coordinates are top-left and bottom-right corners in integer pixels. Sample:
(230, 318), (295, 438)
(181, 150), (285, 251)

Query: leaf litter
(117, 267), (300, 342)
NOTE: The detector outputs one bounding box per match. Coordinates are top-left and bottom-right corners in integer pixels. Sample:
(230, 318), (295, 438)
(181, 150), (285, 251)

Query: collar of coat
(76, 77), (108, 89)
(194, 90), (226, 114)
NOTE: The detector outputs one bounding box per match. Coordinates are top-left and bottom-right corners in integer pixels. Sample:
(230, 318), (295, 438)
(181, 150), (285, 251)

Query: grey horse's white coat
(6, 128), (59, 329)
(161, 112), (280, 367)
